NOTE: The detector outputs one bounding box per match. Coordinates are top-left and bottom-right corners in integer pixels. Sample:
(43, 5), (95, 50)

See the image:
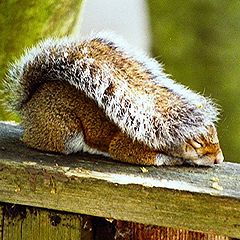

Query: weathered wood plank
(0, 202), (93, 240)
(0, 122), (240, 238)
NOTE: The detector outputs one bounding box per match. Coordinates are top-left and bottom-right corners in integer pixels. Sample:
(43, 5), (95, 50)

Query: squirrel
(3, 32), (224, 166)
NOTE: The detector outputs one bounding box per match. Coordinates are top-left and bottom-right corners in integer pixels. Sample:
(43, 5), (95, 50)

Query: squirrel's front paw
(172, 126), (224, 166)
(155, 154), (186, 166)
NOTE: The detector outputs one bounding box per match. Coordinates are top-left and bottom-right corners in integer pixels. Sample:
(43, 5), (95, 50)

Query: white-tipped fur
(4, 32), (219, 151)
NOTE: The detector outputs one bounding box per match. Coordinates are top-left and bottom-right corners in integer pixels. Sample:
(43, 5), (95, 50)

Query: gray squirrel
(4, 32), (224, 166)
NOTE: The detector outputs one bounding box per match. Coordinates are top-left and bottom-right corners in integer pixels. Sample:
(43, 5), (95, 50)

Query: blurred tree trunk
(0, 0), (82, 120)
(148, 0), (240, 163)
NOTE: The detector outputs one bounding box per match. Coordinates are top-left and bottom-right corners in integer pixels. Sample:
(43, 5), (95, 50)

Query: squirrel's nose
(214, 150), (224, 164)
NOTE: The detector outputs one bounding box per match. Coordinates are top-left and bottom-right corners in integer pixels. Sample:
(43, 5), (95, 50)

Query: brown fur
(21, 81), (158, 165)
(21, 80), (223, 166)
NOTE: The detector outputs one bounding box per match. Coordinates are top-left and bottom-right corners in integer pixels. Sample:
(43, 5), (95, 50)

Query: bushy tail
(3, 33), (219, 150)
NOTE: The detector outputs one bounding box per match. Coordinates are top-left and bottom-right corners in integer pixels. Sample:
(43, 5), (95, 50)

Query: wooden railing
(0, 121), (239, 239)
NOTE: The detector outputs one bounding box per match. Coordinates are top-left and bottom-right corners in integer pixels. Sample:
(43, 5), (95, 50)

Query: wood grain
(0, 122), (239, 238)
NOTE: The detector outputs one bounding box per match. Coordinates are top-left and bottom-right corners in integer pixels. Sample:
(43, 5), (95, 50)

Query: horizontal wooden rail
(0, 121), (240, 238)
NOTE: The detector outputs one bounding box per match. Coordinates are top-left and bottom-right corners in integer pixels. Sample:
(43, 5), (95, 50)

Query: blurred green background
(0, 1), (239, 163)
(148, 1), (240, 163)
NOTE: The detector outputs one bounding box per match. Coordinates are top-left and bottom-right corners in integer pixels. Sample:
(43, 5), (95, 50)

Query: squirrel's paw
(172, 125), (224, 166)
(155, 154), (185, 166)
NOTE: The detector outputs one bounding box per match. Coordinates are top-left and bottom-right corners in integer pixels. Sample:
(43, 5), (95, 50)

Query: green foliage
(148, 0), (240, 163)
(0, 0), (82, 120)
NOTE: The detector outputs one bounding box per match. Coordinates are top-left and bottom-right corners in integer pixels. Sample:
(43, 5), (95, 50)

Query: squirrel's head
(171, 125), (224, 166)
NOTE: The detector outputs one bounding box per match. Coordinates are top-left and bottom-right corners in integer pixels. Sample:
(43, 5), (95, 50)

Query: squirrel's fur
(4, 32), (223, 166)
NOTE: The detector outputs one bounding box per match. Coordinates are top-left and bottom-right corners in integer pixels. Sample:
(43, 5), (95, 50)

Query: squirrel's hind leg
(20, 81), (84, 154)
(109, 132), (185, 166)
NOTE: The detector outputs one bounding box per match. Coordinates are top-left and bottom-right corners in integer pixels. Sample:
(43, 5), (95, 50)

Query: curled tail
(4, 32), (219, 150)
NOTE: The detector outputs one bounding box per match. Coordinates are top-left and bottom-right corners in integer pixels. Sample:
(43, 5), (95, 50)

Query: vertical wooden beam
(0, 203), (93, 240)
(0, 205), (3, 239)
(114, 221), (230, 240)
